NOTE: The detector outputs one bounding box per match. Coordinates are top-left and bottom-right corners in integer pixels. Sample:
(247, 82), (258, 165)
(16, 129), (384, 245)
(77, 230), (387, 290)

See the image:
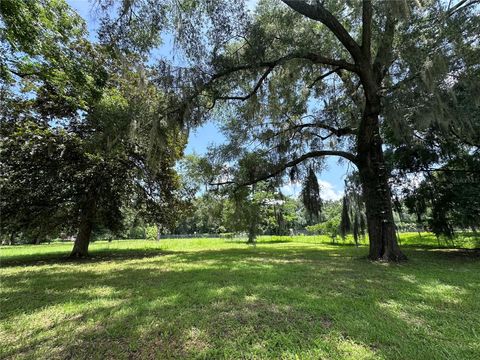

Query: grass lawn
(1, 234), (479, 359)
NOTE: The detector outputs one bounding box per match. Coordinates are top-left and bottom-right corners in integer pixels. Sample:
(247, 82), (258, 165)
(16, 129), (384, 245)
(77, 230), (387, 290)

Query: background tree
(402, 154), (480, 238)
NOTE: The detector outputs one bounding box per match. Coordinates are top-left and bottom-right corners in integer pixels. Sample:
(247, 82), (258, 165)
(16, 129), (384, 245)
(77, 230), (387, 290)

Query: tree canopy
(0, 0), (187, 256)
(95, 0), (479, 260)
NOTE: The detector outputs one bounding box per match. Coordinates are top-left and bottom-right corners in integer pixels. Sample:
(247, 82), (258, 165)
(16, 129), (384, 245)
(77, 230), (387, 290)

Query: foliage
(306, 217), (340, 242)
(0, 0), (187, 252)
(0, 0), (106, 117)
(145, 225), (159, 240)
(403, 153), (480, 237)
(0, 121), (131, 243)
(338, 175), (367, 244)
(173, 186), (304, 237)
(176, 154), (304, 236)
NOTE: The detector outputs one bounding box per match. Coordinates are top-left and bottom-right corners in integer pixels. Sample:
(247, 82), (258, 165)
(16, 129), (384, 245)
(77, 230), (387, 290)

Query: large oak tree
(89, 0), (480, 260)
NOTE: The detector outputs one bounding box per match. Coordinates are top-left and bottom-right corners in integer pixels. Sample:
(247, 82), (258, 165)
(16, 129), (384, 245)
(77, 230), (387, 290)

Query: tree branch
(281, 0), (363, 62)
(291, 121), (354, 137)
(203, 52), (357, 108)
(373, 12), (396, 84)
(173, 52), (357, 125)
(308, 67), (339, 88)
(7, 67), (42, 78)
(216, 67), (273, 101)
(362, 0), (373, 62)
(446, 0), (480, 17)
(211, 150), (358, 186)
(211, 51), (357, 82)
(259, 121), (354, 145)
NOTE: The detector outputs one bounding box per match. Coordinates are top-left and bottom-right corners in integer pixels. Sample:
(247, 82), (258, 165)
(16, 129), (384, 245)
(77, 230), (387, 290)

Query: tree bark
(156, 223), (162, 241)
(70, 193), (96, 258)
(2, 232), (15, 245)
(357, 97), (406, 261)
(247, 217), (257, 244)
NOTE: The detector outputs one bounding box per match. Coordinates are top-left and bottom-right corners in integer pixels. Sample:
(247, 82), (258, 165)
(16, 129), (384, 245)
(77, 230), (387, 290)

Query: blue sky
(67, 0), (348, 200)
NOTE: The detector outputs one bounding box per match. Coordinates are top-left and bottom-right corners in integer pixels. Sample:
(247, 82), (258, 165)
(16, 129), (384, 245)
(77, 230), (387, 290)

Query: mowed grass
(1, 235), (479, 359)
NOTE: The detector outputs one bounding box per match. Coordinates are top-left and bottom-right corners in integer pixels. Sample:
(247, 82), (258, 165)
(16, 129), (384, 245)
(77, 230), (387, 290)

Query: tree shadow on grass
(0, 247), (180, 268)
(225, 239), (293, 245)
(1, 245), (479, 359)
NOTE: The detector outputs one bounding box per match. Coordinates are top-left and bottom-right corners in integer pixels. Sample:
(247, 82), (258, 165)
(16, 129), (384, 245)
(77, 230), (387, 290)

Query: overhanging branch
(210, 150), (358, 186)
(211, 51), (358, 82)
(216, 67), (273, 101)
(308, 68), (339, 88)
(203, 51), (357, 108)
(280, 0), (363, 62)
(288, 121), (354, 137)
(258, 121), (354, 145)
(446, 0), (480, 17)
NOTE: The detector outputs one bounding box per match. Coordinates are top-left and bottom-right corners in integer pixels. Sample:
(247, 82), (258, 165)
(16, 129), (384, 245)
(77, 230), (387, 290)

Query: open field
(1, 234), (479, 359)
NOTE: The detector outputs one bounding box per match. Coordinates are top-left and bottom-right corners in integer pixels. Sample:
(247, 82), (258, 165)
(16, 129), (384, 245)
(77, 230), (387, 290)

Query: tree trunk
(247, 206), (258, 245)
(2, 232), (14, 245)
(70, 194), (96, 258)
(247, 218), (257, 244)
(358, 148), (406, 260)
(156, 223), (162, 241)
(357, 94), (406, 261)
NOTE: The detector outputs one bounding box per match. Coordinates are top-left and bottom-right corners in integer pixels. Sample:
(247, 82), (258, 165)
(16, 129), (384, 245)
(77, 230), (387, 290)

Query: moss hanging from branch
(301, 166), (322, 225)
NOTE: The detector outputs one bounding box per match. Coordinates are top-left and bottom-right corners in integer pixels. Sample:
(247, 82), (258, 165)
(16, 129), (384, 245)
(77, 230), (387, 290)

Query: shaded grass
(1, 236), (479, 359)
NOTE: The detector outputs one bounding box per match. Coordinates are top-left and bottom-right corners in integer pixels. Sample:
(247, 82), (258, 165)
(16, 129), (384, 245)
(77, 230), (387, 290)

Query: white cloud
(280, 180), (301, 197)
(280, 179), (343, 201)
(318, 180), (344, 201)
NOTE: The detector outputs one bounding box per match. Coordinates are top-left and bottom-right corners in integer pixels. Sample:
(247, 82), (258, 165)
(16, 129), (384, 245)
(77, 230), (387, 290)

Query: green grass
(1, 235), (479, 359)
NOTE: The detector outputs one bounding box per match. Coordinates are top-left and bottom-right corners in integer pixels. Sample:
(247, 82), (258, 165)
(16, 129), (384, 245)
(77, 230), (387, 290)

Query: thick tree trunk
(361, 173), (406, 260)
(70, 195), (96, 258)
(357, 94), (406, 261)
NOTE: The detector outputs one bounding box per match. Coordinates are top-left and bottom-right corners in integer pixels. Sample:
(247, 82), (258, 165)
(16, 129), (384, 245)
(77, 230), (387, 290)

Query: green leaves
(0, 1), (187, 245)
(1, 0), (106, 118)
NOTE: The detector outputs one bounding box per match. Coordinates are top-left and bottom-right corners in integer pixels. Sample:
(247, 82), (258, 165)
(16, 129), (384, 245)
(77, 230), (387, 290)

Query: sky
(67, 0), (349, 200)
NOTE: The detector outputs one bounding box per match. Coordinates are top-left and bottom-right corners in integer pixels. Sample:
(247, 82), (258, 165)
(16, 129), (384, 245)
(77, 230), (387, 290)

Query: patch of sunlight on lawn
(1, 236), (479, 359)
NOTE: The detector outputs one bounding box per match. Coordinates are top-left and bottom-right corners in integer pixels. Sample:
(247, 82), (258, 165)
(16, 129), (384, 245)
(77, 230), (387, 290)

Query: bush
(306, 217), (340, 241)
(145, 225), (158, 240)
(128, 226), (146, 239)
